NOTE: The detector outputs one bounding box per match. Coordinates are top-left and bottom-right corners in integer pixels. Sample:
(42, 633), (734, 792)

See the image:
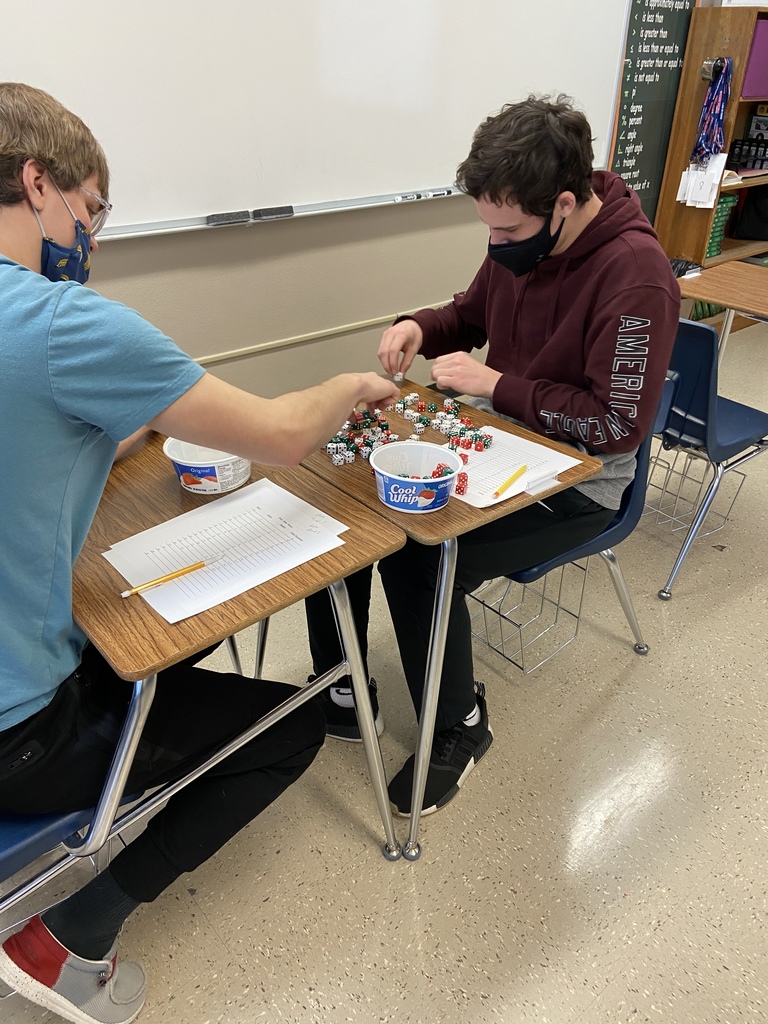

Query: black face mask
(487, 211), (564, 277)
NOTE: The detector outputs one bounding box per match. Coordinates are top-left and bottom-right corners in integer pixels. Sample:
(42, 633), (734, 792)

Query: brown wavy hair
(455, 94), (594, 215)
(0, 82), (109, 206)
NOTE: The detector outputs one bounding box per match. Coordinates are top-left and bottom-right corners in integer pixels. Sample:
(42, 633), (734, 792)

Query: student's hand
(355, 372), (401, 414)
(378, 320), (423, 377)
(431, 352), (502, 399)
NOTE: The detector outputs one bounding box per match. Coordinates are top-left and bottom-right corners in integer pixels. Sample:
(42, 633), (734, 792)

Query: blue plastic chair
(496, 376), (678, 665)
(657, 319), (768, 600)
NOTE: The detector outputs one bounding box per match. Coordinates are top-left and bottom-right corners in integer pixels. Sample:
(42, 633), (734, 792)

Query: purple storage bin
(742, 19), (768, 99)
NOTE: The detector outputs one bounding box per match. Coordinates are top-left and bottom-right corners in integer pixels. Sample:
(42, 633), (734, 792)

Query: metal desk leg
(717, 307), (736, 369)
(253, 618), (270, 679)
(225, 636), (243, 674)
(328, 580), (402, 861)
(402, 537), (458, 862)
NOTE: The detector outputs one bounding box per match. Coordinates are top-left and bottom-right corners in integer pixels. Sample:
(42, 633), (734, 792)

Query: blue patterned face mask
(32, 184), (92, 284)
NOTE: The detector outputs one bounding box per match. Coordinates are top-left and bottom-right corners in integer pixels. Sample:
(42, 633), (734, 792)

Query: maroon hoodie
(409, 172), (679, 476)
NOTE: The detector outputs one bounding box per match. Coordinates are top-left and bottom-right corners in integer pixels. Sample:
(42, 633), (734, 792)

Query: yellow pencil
(120, 560), (209, 598)
(492, 464), (527, 499)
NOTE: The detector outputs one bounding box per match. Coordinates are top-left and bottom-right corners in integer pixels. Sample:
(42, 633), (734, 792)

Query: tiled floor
(3, 323), (767, 1024)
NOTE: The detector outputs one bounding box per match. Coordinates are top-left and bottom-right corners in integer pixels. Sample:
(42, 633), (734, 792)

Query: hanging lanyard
(690, 57), (732, 164)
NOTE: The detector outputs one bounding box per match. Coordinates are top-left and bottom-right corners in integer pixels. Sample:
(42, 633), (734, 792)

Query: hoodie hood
(555, 170), (660, 264)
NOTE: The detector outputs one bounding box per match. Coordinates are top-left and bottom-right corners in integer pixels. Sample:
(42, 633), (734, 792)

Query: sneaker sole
(390, 726), (493, 818)
(326, 712), (385, 743)
(0, 945), (145, 1024)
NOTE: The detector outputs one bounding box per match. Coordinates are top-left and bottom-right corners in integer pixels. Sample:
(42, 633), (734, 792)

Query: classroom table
(678, 262), (768, 366)
(303, 381), (603, 859)
(71, 432), (408, 862)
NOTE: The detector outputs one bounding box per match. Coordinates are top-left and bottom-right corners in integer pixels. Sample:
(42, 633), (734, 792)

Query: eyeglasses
(79, 186), (112, 236)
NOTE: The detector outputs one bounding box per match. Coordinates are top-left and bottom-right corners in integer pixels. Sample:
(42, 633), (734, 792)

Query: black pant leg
(0, 647), (326, 904)
(304, 567), (374, 678)
(379, 488), (615, 732)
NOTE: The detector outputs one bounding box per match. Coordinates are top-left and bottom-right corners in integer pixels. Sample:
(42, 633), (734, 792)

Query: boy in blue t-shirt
(0, 82), (399, 1024)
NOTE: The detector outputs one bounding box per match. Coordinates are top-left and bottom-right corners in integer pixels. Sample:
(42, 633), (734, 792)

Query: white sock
(330, 685), (355, 708)
(463, 703), (481, 727)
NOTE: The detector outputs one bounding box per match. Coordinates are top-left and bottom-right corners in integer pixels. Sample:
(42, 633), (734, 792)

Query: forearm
(148, 371), (398, 467)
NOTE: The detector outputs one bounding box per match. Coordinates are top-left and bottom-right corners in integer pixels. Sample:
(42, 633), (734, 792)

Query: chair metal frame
(654, 319), (768, 600)
(467, 382), (677, 673)
(0, 582), (400, 945)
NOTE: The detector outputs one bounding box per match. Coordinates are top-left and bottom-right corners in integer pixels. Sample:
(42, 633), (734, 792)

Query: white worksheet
(448, 426), (581, 508)
(104, 479), (348, 623)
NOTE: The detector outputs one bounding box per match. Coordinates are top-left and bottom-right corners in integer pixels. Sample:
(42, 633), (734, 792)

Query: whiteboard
(0, 0), (629, 235)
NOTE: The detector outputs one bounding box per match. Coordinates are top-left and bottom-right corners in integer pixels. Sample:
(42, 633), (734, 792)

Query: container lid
(163, 437), (240, 463)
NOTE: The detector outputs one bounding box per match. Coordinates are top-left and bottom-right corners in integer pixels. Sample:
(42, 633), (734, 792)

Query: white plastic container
(368, 441), (462, 514)
(162, 438), (251, 495)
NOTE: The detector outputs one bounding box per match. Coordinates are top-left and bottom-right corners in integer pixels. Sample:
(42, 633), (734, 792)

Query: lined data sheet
(449, 427), (581, 508)
(104, 479), (348, 622)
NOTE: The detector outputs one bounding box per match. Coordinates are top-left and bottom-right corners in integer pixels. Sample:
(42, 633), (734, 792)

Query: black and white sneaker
(388, 682), (493, 817)
(310, 675), (384, 742)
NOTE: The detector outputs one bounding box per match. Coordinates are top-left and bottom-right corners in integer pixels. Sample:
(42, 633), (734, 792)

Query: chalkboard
(610, 0), (697, 223)
(0, 0), (632, 237)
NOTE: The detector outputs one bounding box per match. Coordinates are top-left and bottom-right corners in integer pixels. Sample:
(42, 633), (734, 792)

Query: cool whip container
(368, 441), (461, 514)
(162, 438), (250, 495)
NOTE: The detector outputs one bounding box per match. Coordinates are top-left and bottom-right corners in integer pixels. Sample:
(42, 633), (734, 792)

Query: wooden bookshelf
(654, 6), (768, 265)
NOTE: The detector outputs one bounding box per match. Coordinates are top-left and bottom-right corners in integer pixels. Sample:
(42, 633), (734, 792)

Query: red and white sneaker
(0, 915), (146, 1024)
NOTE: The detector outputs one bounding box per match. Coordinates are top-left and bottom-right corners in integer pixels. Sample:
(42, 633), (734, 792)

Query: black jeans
(306, 487), (615, 732)
(0, 644), (325, 903)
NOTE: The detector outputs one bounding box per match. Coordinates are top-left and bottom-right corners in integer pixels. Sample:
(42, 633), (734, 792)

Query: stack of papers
(450, 426), (581, 509)
(104, 479), (348, 623)
(676, 154), (728, 209)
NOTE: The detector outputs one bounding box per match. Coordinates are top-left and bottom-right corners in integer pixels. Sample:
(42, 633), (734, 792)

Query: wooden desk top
(678, 262), (768, 320)
(303, 381), (603, 546)
(73, 434), (406, 680)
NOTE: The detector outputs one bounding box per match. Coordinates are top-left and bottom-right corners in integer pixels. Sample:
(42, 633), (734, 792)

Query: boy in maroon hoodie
(307, 95), (680, 816)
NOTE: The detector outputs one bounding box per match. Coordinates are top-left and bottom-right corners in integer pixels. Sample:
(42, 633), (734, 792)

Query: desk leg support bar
(328, 580), (402, 861)
(63, 675), (158, 857)
(403, 537), (458, 862)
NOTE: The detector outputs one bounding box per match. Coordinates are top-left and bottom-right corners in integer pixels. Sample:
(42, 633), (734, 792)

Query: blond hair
(0, 82), (109, 205)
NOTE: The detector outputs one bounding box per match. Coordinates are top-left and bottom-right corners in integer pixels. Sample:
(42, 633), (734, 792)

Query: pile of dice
(325, 406), (401, 465)
(323, 392), (492, 500)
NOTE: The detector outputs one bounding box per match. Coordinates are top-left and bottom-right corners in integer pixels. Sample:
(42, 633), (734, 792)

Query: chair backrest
(661, 318), (719, 451)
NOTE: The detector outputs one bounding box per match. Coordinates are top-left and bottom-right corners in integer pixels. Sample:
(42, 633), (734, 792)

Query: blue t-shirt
(0, 257), (205, 731)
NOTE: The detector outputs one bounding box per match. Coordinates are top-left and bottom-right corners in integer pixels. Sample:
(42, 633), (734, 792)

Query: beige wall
(93, 198), (489, 396)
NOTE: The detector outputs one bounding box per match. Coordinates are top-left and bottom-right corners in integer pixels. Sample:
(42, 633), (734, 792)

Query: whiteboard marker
(426, 189), (453, 198)
(394, 193), (423, 202)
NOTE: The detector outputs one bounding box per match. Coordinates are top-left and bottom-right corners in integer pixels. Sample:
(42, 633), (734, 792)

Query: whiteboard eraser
(206, 211), (251, 225)
(251, 206), (294, 220)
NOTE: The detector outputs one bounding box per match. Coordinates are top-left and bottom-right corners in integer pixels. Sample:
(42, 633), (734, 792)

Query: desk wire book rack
(643, 442), (745, 539)
(468, 561), (593, 675)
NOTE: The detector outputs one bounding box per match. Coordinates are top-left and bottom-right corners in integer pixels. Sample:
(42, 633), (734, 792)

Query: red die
(417, 401), (426, 413)
(455, 484), (467, 495)
(457, 471), (468, 484)
(459, 452), (469, 465)
(460, 416), (474, 427)
(474, 440), (484, 452)
(460, 438), (472, 449)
